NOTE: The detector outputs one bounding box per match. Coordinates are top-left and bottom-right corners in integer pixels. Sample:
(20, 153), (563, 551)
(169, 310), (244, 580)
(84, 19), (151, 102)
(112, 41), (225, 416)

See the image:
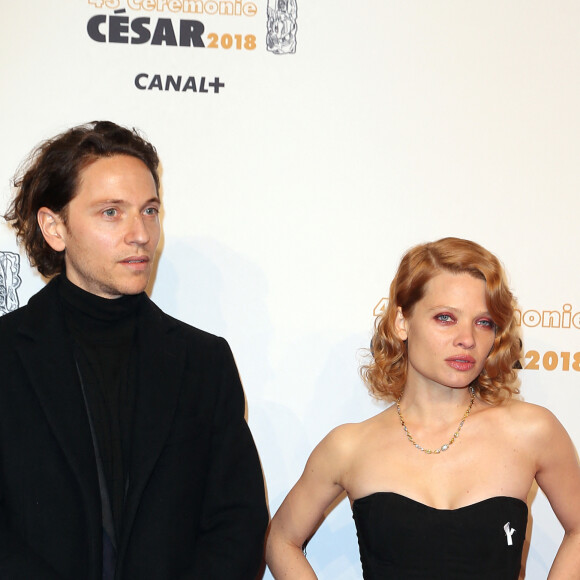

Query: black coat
(0, 279), (268, 579)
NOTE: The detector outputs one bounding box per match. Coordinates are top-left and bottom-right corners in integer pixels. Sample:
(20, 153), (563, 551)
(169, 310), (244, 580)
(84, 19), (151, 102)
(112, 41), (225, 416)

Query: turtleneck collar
(58, 274), (143, 324)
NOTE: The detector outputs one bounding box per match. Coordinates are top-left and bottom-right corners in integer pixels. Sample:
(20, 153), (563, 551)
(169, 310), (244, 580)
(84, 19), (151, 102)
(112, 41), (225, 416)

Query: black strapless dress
(352, 492), (527, 580)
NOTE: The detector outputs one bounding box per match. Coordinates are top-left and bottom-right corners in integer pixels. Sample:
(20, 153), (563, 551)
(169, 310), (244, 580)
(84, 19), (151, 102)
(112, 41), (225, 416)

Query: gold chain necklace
(396, 386), (476, 455)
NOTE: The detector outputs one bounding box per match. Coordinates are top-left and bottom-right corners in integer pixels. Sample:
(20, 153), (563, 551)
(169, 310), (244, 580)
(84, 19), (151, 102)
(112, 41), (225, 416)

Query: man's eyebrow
(92, 197), (161, 206)
(93, 198), (126, 205)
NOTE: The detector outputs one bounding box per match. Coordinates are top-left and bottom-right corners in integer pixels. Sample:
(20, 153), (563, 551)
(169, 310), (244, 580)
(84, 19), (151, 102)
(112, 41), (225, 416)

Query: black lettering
(199, 77), (208, 93)
(109, 15), (130, 43)
(135, 73), (148, 89)
(152, 19), (177, 46)
(131, 18), (151, 45)
(148, 75), (163, 90)
(179, 20), (205, 47)
(182, 76), (197, 92)
(165, 75), (182, 91)
(208, 77), (225, 93)
(87, 15), (106, 42)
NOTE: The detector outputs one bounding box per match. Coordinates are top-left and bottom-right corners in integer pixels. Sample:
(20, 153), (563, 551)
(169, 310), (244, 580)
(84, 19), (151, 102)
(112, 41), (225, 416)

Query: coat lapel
(16, 283), (187, 566)
(121, 297), (186, 544)
(14, 279), (102, 520)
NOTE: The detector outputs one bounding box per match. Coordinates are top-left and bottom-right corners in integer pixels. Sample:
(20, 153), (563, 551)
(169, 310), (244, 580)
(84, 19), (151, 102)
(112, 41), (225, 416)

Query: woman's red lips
(446, 355), (476, 363)
(445, 355), (476, 371)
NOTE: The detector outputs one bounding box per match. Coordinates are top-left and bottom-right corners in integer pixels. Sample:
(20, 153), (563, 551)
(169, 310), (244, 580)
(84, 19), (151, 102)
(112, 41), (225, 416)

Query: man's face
(50, 155), (161, 299)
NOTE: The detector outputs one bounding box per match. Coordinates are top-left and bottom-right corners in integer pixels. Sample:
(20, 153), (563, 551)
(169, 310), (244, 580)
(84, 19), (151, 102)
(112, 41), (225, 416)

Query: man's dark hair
(3, 120), (160, 278)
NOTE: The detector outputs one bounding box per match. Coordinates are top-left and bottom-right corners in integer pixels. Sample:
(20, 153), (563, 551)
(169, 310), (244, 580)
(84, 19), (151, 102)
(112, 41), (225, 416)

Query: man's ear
(37, 207), (66, 252)
(394, 307), (408, 341)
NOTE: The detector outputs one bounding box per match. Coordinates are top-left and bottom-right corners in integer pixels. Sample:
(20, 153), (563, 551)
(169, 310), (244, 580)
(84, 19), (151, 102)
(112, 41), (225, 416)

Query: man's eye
(103, 208), (117, 217)
(144, 207), (159, 216)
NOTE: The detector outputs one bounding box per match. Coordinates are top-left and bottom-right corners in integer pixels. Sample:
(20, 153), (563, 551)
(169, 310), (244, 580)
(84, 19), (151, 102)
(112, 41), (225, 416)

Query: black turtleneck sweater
(58, 275), (142, 548)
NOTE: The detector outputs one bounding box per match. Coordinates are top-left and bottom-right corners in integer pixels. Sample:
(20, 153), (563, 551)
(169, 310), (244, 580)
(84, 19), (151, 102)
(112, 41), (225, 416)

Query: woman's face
(396, 271), (496, 391)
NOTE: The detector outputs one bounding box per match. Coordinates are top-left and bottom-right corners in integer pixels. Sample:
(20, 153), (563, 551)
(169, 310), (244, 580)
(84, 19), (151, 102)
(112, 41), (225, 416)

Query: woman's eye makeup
(435, 313), (455, 323)
(434, 313), (496, 330)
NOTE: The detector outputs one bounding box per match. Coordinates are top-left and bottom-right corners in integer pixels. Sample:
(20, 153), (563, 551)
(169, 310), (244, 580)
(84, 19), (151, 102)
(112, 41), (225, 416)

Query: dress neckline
(352, 491), (527, 512)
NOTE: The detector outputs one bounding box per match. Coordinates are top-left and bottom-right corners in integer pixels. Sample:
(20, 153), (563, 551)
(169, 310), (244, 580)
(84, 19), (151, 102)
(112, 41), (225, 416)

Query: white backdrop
(1, 2), (579, 578)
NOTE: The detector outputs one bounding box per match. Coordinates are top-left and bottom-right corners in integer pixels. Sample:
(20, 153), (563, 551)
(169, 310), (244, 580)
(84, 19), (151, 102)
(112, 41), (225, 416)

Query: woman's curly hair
(3, 121), (160, 278)
(360, 237), (522, 405)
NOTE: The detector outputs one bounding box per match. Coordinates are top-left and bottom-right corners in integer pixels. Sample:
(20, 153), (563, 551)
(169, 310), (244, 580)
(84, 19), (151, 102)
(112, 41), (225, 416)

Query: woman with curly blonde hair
(362, 237), (521, 405)
(266, 238), (580, 579)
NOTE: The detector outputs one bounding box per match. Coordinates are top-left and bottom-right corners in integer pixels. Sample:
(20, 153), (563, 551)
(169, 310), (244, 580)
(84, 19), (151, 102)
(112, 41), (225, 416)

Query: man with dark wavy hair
(0, 121), (268, 579)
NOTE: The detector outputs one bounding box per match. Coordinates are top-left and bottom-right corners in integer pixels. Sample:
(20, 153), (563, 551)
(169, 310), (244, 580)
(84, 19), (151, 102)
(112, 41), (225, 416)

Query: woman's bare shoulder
(495, 397), (566, 439)
(499, 397), (557, 417)
(317, 409), (392, 458)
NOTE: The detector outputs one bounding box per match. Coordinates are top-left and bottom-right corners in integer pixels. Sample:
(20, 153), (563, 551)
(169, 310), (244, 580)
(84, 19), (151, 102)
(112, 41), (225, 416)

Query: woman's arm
(532, 409), (580, 579)
(265, 426), (355, 579)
